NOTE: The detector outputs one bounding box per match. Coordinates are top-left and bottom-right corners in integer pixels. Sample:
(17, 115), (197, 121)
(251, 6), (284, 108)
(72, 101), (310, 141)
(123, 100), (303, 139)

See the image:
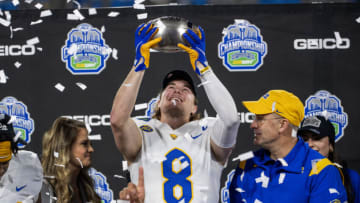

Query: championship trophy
(147, 16), (199, 53)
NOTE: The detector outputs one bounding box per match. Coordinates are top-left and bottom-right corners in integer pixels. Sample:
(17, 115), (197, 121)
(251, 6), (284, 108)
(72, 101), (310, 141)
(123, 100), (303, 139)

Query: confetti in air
(112, 48), (118, 60)
(85, 122), (92, 134)
(88, 8), (97, 15)
(114, 174), (126, 179)
(76, 82), (87, 90)
(122, 160), (128, 171)
(54, 164), (65, 167)
(76, 157), (83, 168)
(54, 151), (59, 158)
(40, 10), (53, 18)
(137, 13), (148, 20)
(108, 11), (120, 17)
(0, 70), (8, 84)
(101, 25), (105, 33)
(26, 37), (40, 45)
(34, 3), (43, 9)
(89, 134), (102, 141)
(54, 83), (65, 92)
(356, 16), (360, 23)
(7, 115), (16, 124)
(13, 131), (22, 142)
(12, 0), (19, 6)
(0, 18), (10, 27)
(235, 187), (245, 193)
(133, 4), (145, 10)
(73, 9), (85, 20)
(135, 103), (148, 111)
(232, 151), (254, 162)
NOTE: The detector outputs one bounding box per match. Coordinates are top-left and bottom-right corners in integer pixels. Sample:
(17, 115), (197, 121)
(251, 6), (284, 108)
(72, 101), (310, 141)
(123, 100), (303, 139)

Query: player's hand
(177, 26), (210, 76)
(134, 23), (162, 72)
(119, 167), (145, 203)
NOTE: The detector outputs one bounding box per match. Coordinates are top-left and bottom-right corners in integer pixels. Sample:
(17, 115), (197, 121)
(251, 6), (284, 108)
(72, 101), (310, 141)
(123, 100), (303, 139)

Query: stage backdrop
(0, 3), (359, 202)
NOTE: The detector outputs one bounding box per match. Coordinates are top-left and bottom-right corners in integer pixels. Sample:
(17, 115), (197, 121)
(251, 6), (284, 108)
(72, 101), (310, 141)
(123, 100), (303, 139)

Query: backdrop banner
(0, 3), (359, 202)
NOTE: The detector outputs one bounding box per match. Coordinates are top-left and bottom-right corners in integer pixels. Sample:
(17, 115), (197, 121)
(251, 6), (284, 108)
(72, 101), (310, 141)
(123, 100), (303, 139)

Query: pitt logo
(304, 90), (348, 142)
(62, 23), (110, 75)
(140, 125), (153, 132)
(0, 97), (34, 148)
(218, 19), (267, 72)
(89, 168), (113, 203)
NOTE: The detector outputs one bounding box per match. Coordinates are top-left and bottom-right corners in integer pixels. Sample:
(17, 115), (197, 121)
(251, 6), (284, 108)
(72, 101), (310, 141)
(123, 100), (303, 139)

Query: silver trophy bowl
(148, 16), (199, 53)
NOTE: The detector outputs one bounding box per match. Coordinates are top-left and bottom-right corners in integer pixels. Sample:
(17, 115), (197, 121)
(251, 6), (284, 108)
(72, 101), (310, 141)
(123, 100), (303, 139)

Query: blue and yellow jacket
(229, 138), (347, 202)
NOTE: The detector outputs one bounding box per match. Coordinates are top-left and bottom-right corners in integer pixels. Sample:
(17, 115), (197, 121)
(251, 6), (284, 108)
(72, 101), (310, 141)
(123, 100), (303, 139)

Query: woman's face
(301, 131), (333, 157)
(70, 128), (94, 169)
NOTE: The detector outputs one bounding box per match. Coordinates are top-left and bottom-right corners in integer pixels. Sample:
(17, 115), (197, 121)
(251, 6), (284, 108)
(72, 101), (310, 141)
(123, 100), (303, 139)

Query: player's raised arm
(178, 27), (240, 164)
(110, 23), (161, 162)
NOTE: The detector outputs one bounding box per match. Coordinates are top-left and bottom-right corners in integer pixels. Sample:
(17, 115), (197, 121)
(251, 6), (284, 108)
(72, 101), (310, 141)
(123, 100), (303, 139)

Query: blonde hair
(41, 117), (101, 203)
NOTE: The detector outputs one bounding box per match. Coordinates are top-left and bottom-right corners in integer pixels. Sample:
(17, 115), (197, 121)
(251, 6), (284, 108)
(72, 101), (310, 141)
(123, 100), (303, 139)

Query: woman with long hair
(39, 117), (101, 203)
(298, 115), (360, 203)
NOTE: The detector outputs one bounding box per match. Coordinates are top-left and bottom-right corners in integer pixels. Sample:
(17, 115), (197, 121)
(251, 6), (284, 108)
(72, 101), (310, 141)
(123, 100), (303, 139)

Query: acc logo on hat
(304, 90), (348, 142)
(88, 167), (113, 203)
(61, 23), (110, 75)
(0, 97), (34, 148)
(218, 19), (268, 72)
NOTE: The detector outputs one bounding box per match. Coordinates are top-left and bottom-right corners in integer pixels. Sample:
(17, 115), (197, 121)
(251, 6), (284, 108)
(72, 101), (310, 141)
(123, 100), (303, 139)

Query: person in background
(229, 90), (347, 202)
(111, 22), (240, 202)
(39, 117), (100, 203)
(298, 115), (360, 203)
(0, 113), (43, 202)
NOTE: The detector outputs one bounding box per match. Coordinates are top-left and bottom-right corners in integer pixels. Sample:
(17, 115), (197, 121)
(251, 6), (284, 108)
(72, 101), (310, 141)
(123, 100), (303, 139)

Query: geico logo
(238, 112), (255, 124)
(0, 45), (36, 56)
(62, 115), (110, 126)
(294, 32), (350, 50)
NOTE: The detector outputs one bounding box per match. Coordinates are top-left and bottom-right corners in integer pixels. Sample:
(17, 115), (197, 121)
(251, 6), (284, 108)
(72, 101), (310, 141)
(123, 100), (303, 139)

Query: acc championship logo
(0, 97), (34, 148)
(218, 19), (267, 71)
(62, 23), (110, 75)
(304, 90), (348, 142)
(89, 167), (113, 203)
(221, 169), (235, 203)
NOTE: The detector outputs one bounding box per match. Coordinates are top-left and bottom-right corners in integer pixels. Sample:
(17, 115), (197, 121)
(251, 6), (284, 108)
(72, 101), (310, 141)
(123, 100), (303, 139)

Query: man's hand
(134, 23), (162, 72)
(177, 26), (210, 76)
(119, 167), (145, 203)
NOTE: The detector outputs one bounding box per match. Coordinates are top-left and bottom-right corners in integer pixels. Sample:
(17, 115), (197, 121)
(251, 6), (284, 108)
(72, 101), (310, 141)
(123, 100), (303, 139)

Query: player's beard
(163, 105), (185, 118)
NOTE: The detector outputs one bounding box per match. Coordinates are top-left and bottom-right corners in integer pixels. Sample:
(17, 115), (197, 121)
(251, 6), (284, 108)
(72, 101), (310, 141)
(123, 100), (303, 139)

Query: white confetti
(54, 83), (65, 92)
(184, 132), (193, 142)
(112, 48), (118, 60)
(232, 151), (254, 162)
(137, 13), (148, 20)
(329, 188), (340, 195)
(30, 19), (43, 25)
(12, 0), (19, 6)
(73, 9), (85, 20)
(89, 134), (102, 141)
(76, 157), (83, 168)
(133, 4), (145, 10)
(203, 109), (208, 118)
(356, 16), (360, 23)
(122, 161), (128, 171)
(0, 18), (10, 27)
(197, 80), (210, 87)
(26, 37), (40, 45)
(135, 103), (148, 111)
(254, 199), (263, 203)
(12, 27), (23, 31)
(85, 122), (92, 134)
(54, 164), (65, 167)
(0, 9), (3, 16)
(34, 3), (43, 9)
(124, 83), (132, 87)
(150, 48), (159, 52)
(76, 82), (87, 90)
(101, 25), (105, 33)
(37, 47), (43, 51)
(277, 158), (288, 167)
(13, 131), (21, 142)
(279, 173), (286, 184)
(0, 70), (8, 84)
(88, 8), (97, 15)
(135, 0), (145, 3)
(255, 171), (269, 188)
(114, 174), (126, 179)
(5, 11), (11, 21)
(334, 31), (343, 45)
(7, 116), (16, 124)
(14, 61), (21, 68)
(25, 0), (33, 4)
(67, 0), (71, 3)
(108, 11), (120, 17)
(235, 187), (245, 193)
(54, 152), (59, 158)
(43, 175), (55, 179)
(40, 10), (52, 18)
(67, 14), (80, 21)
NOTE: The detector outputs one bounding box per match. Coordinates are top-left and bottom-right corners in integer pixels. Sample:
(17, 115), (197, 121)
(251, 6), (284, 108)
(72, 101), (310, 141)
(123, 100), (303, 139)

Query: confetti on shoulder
(108, 11), (120, 17)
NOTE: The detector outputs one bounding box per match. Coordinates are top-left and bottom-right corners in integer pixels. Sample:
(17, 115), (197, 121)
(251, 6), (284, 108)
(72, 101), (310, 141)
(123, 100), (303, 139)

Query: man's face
(158, 80), (197, 120)
(300, 131), (333, 157)
(0, 160), (10, 179)
(250, 113), (283, 148)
